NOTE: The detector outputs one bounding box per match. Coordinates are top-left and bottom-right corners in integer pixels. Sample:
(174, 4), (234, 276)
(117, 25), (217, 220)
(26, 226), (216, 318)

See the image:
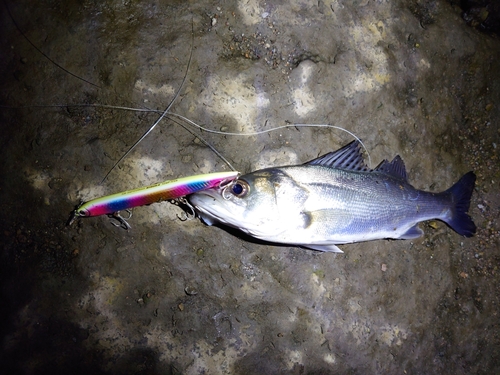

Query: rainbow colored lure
(69, 171), (238, 228)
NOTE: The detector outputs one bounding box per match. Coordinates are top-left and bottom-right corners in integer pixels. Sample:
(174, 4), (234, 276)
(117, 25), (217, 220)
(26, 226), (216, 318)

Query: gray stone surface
(1, 0), (499, 373)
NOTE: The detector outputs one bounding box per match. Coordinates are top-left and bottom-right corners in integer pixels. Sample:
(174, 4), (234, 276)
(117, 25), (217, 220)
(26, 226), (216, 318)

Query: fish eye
(231, 180), (249, 197)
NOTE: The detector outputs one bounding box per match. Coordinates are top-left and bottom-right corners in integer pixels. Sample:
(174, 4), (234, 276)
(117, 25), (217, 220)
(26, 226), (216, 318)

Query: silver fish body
(188, 141), (476, 252)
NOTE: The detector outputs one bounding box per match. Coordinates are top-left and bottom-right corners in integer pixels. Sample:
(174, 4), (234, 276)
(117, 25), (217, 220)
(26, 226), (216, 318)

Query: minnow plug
(68, 171), (239, 228)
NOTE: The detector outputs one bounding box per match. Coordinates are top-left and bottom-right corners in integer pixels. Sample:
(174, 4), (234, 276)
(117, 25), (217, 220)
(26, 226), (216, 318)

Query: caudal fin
(443, 171), (476, 237)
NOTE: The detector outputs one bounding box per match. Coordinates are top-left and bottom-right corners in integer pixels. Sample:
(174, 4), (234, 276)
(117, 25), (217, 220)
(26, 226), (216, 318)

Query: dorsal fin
(374, 155), (408, 181)
(306, 140), (371, 171)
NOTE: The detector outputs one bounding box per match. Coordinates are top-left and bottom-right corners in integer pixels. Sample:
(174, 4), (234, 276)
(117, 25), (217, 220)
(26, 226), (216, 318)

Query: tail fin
(443, 171), (476, 237)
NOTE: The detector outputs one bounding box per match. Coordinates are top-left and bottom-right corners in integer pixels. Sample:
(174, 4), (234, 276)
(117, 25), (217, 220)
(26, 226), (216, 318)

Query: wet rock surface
(1, 0), (499, 373)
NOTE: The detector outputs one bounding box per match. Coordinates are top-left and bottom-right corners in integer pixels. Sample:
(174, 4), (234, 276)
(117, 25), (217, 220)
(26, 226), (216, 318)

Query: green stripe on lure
(69, 171), (239, 228)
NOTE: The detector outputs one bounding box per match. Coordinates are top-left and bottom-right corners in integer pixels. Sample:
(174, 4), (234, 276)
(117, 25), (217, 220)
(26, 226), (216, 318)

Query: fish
(188, 141), (476, 253)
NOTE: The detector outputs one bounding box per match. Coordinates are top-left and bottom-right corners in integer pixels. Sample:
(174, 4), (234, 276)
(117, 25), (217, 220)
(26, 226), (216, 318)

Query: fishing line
(167, 115), (237, 172)
(2, 1), (209, 181)
(3, 0), (101, 89)
(2, 7), (371, 172)
(99, 20), (195, 184)
(1, 101), (372, 168)
(167, 113), (373, 168)
(56, 104), (373, 168)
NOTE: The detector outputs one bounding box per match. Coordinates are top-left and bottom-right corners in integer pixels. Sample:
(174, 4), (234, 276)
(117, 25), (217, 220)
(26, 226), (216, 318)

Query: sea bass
(188, 141), (476, 253)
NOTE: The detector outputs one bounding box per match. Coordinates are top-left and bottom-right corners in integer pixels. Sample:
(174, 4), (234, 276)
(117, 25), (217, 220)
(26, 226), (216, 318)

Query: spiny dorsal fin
(374, 155), (408, 181)
(306, 140), (371, 172)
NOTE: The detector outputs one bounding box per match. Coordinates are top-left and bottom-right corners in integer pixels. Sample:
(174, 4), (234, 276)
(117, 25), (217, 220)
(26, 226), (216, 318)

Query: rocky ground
(1, 0), (499, 374)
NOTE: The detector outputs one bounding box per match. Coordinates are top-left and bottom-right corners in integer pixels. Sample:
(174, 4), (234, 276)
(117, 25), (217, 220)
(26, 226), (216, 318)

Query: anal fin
(304, 244), (344, 253)
(398, 225), (424, 239)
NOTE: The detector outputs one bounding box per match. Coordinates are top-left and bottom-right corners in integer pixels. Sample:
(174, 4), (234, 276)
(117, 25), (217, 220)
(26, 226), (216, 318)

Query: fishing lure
(69, 171), (239, 228)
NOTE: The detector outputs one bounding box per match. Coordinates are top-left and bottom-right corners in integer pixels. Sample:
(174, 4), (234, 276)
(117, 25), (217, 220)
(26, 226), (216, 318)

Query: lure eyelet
(219, 177), (237, 189)
(78, 209), (90, 217)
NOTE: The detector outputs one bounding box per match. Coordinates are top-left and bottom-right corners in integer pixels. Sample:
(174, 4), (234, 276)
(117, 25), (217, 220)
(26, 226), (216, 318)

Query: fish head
(188, 168), (307, 239)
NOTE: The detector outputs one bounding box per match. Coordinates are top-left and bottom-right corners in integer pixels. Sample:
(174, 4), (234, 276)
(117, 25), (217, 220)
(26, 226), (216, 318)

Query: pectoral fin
(305, 209), (353, 231)
(297, 210), (351, 253)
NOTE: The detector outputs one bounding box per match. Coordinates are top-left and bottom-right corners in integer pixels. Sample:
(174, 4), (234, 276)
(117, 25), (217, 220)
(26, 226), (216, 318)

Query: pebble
(184, 286), (198, 296)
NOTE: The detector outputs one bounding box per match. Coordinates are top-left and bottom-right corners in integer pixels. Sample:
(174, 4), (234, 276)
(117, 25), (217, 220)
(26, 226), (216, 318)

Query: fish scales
(282, 165), (449, 242)
(238, 166), (434, 245)
(188, 141), (476, 253)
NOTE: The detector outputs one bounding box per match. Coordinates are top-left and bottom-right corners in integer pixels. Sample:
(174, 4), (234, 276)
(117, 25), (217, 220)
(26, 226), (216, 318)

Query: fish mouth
(188, 189), (236, 226)
(189, 188), (224, 208)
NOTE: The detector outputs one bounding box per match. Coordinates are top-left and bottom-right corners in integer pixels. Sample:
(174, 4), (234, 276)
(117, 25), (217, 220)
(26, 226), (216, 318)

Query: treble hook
(173, 197), (196, 221)
(108, 210), (132, 230)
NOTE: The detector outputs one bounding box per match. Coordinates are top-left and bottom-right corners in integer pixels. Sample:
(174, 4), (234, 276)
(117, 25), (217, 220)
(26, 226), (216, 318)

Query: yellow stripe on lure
(69, 171), (239, 228)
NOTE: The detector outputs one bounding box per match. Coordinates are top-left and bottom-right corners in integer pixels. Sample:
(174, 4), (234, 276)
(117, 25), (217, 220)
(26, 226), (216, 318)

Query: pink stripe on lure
(71, 171), (238, 221)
